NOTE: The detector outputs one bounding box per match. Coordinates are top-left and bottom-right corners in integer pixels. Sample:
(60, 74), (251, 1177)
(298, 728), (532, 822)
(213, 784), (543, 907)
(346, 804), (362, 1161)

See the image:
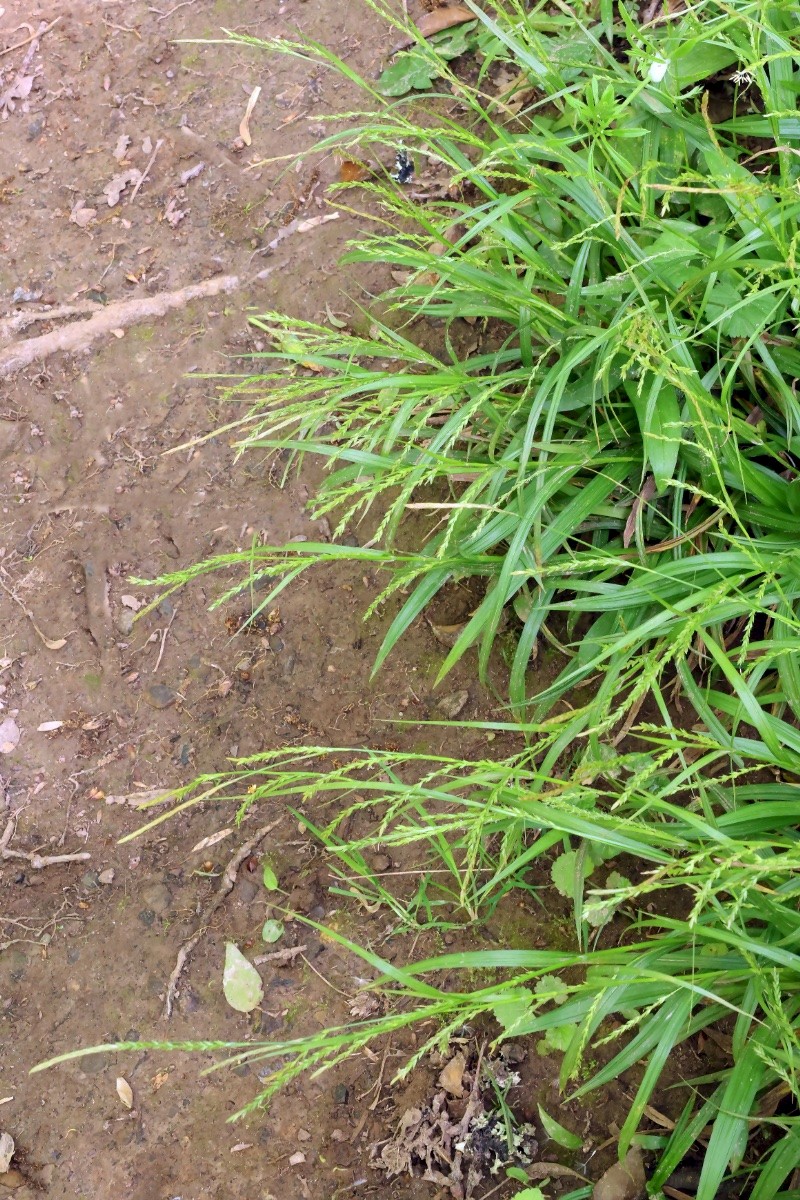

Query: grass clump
(42, 2), (800, 1197)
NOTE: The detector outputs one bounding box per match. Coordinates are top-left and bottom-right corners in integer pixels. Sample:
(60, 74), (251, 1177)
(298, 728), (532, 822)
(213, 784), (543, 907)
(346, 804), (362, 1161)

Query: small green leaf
(222, 943), (263, 1013)
(262, 864), (279, 891)
(377, 54), (437, 96)
(262, 919), (285, 944)
(537, 1023), (576, 1056)
(505, 1166), (531, 1183)
(538, 1104), (583, 1150)
(512, 1189), (546, 1200)
(492, 988), (533, 1033)
(534, 974), (568, 1005)
(551, 850), (578, 897)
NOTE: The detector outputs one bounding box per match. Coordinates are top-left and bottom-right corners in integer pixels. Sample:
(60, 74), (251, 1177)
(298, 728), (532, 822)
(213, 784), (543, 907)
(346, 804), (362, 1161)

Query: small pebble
(144, 683), (177, 709)
(98, 868), (115, 885)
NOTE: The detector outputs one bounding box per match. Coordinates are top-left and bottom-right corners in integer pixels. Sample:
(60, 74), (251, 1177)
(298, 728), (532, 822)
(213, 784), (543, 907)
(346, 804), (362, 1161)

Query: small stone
(435, 688), (469, 719)
(297, 1129), (311, 1141)
(138, 909), (156, 928)
(81, 871), (99, 890)
(366, 852), (391, 873)
(143, 683), (177, 710)
(237, 879), (259, 904)
(98, 868), (115, 885)
(332, 1084), (349, 1104)
(288, 1152), (306, 1167)
(140, 882), (173, 914)
(158, 598), (174, 618)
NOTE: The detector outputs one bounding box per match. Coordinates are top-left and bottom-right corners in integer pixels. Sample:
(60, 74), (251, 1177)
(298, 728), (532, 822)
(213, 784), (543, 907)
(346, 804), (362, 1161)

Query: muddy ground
(0, 4), (691, 1199)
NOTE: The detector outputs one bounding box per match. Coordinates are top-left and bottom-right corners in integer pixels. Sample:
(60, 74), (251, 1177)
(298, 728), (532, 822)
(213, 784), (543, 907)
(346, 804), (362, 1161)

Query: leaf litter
(375, 1045), (538, 1199)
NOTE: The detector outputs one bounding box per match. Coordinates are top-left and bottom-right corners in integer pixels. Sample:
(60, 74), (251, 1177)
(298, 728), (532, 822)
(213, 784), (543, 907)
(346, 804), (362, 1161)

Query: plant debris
(374, 1047), (537, 1199)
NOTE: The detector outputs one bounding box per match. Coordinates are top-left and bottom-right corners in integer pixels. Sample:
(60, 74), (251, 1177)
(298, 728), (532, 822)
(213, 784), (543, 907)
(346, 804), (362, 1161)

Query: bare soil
(0, 4), (692, 1199)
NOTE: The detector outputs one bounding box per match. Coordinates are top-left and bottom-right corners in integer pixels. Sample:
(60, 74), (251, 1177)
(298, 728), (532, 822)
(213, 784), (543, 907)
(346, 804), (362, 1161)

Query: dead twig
(164, 818), (282, 1018)
(149, 1), (195, 18)
(0, 274), (240, 379)
(0, 16), (61, 58)
(154, 602), (178, 673)
(129, 137), (164, 203)
(1, 816), (90, 869)
(253, 944), (306, 966)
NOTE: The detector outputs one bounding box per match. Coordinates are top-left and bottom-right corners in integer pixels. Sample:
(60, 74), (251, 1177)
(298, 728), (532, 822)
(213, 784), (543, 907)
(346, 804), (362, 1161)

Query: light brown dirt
(0, 3), (532, 1198)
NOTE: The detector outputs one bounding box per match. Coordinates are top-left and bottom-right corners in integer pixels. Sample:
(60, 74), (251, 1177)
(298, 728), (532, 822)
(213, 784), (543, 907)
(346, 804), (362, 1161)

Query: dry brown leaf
(393, 4), (476, 51)
(438, 1051), (466, 1098)
(103, 169), (142, 207)
(191, 828), (233, 854)
(239, 85), (261, 146)
(427, 620), (467, 648)
(339, 159), (369, 183)
(116, 1076), (134, 1110)
(593, 1147), (646, 1200)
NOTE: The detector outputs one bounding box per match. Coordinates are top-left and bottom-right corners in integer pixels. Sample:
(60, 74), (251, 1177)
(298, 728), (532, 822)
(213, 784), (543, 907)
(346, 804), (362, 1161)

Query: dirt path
(0, 3), (517, 1197)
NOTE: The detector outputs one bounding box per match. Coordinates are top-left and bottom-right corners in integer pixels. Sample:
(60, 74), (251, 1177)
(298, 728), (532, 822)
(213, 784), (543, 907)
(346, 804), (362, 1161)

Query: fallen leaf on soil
(593, 1148), (646, 1200)
(120, 594), (142, 611)
(266, 211), (340, 251)
(103, 169), (142, 207)
(191, 828), (233, 854)
(0, 1132), (14, 1172)
(427, 620), (467, 648)
(231, 1142), (253, 1153)
(0, 73), (34, 117)
(349, 992), (383, 1019)
(112, 134), (130, 161)
(179, 161), (205, 185)
(115, 1077), (134, 1110)
(239, 84), (261, 146)
(392, 4), (476, 52)
(151, 1071), (169, 1092)
(435, 689), (469, 719)
(261, 919), (284, 944)
(37, 720), (63, 732)
(70, 202), (97, 228)
(105, 787), (173, 808)
(223, 942), (264, 1012)
(0, 718), (20, 754)
(438, 1051), (467, 1097)
(163, 197), (188, 227)
(339, 159), (370, 183)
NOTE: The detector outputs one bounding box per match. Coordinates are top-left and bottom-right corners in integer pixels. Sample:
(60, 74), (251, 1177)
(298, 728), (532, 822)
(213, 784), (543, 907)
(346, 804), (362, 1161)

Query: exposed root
(0, 274), (240, 379)
(0, 816), (90, 870)
(163, 817), (282, 1018)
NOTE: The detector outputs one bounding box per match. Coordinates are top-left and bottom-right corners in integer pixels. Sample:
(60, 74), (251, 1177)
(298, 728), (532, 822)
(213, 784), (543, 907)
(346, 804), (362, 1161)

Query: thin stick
(129, 138), (164, 204)
(163, 818), (282, 1018)
(150, 1), (195, 18)
(154, 603), (178, 673)
(0, 16), (61, 58)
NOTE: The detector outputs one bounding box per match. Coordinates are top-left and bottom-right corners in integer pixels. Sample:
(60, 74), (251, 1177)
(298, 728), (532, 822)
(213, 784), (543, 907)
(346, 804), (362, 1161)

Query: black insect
(391, 148), (414, 185)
